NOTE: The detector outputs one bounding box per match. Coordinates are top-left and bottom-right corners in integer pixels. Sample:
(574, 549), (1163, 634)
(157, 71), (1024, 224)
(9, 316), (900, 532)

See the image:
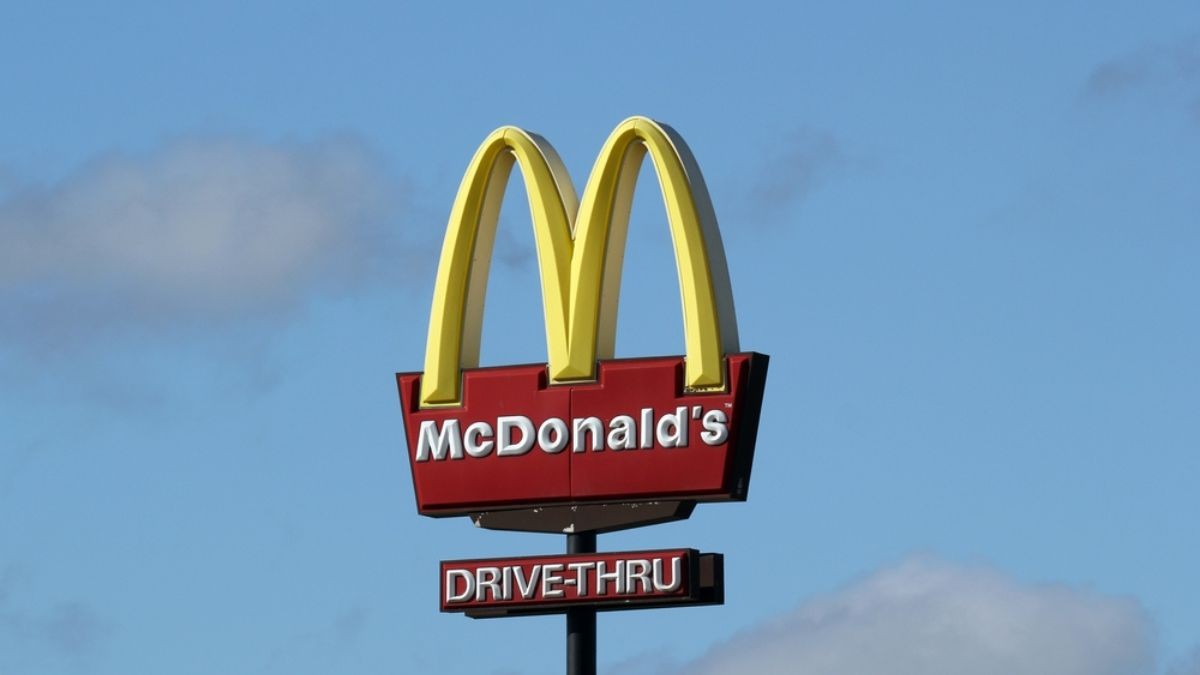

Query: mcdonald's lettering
(397, 117), (768, 518)
(414, 405), (730, 461)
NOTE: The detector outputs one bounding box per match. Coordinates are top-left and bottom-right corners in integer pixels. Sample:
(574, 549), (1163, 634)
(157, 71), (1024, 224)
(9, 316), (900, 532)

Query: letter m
(416, 419), (463, 461)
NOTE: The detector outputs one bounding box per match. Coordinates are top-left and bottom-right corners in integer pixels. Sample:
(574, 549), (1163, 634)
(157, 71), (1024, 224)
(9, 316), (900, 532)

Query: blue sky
(1, 1), (1197, 673)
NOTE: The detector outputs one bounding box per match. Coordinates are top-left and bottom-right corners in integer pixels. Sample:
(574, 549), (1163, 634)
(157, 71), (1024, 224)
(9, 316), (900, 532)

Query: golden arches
(419, 117), (738, 407)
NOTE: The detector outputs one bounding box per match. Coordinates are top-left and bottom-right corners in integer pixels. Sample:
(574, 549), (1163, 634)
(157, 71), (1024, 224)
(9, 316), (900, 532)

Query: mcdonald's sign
(396, 117), (768, 532)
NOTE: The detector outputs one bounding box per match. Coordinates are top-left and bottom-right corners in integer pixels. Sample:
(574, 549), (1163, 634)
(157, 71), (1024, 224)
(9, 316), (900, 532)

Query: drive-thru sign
(396, 116), (768, 673)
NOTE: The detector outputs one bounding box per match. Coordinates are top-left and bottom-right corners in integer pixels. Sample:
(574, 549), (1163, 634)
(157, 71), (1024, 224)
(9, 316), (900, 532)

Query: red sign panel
(441, 548), (722, 616)
(396, 353), (768, 516)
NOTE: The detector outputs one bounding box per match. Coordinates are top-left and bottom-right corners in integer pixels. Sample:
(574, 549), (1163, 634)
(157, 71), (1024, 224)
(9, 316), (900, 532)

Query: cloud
(1169, 650), (1200, 675)
(41, 601), (110, 657)
(670, 557), (1154, 675)
(0, 564), (112, 667)
(333, 605), (369, 643)
(1081, 34), (1200, 116)
(493, 223), (537, 271)
(746, 128), (846, 223)
(0, 134), (424, 353)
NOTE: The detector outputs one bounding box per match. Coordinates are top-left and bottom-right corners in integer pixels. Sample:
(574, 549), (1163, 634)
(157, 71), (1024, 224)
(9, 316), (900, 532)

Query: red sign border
(396, 352), (768, 524)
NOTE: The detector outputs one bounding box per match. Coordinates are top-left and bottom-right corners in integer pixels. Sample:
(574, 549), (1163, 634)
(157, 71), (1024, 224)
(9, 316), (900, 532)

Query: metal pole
(566, 531), (597, 675)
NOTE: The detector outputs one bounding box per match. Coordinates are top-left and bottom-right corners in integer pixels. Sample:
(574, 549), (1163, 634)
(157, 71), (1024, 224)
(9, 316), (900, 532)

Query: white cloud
(0, 134), (420, 349)
(677, 557), (1154, 675)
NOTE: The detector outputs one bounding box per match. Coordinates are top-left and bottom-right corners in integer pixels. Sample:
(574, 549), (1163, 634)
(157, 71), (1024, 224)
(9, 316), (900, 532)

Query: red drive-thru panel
(397, 353), (768, 516)
(441, 548), (723, 617)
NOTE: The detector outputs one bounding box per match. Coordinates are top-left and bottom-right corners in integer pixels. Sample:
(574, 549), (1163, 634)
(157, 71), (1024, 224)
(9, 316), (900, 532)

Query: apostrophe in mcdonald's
(396, 117), (769, 527)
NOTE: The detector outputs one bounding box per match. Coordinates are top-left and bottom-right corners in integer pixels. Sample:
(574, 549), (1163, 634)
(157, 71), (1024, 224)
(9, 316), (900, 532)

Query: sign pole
(566, 531), (597, 675)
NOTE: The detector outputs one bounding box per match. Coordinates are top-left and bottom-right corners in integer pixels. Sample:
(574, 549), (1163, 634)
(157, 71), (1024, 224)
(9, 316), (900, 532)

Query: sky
(0, 1), (1197, 673)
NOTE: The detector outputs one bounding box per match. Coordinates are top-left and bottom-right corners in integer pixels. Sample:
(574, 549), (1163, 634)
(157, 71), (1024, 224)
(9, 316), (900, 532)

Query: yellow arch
(420, 127), (578, 406)
(419, 117), (739, 407)
(565, 117), (739, 389)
